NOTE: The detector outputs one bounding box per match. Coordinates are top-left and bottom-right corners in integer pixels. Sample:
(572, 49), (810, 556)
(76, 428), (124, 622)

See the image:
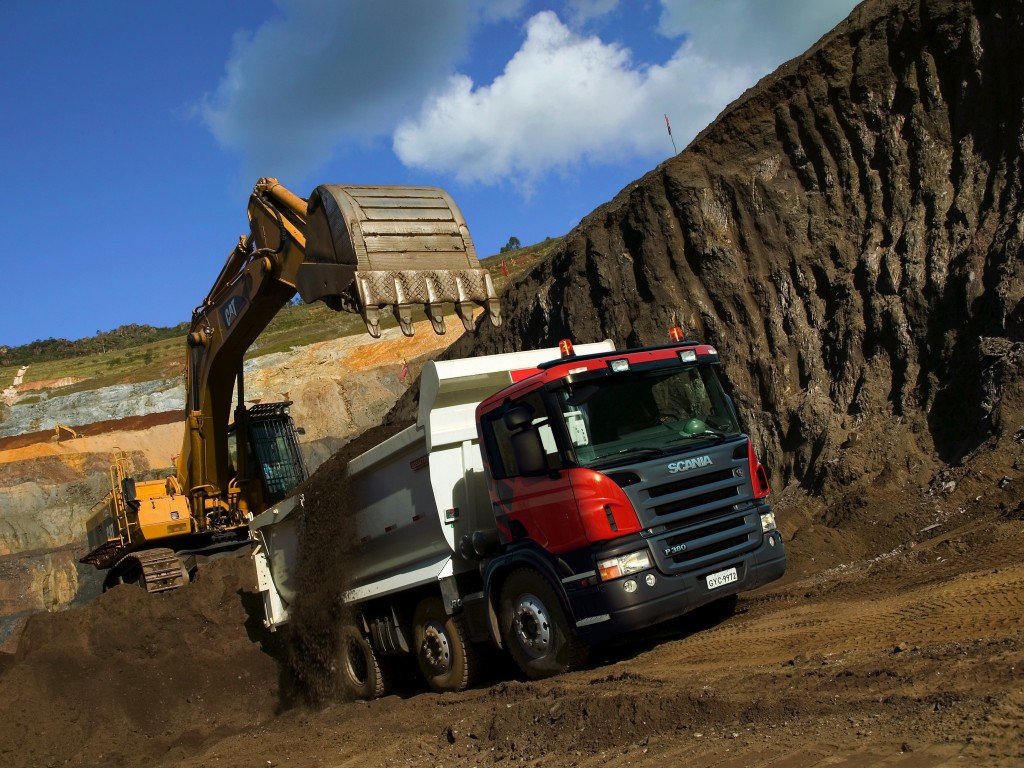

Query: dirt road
(2, 499), (1020, 768)
(187, 519), (1024, 768)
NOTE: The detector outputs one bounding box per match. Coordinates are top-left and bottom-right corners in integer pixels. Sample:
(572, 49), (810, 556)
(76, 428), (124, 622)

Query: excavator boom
(82, 177), (500, 591)
(180, 178), (500, 523)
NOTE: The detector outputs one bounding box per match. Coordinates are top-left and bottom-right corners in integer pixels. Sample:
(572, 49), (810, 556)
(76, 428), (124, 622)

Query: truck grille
(618, 441), (760, 575)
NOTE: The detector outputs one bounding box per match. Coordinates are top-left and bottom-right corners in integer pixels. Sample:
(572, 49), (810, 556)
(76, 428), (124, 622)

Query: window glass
(485, 390), (563, 478)
(554, 364), (740, 468)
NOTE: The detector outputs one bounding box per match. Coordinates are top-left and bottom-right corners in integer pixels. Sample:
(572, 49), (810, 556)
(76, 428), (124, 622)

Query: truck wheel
(413, 596), (478, 693)
(336, 625), (390, 700)
(499, 568), (589, 680)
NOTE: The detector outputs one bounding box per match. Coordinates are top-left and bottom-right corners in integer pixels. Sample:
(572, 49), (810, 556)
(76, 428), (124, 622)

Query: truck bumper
(571, 530), (786, 644)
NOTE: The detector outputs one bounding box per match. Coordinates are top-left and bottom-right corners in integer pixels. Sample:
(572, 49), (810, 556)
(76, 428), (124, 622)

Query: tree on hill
(500, 236), (521, 253)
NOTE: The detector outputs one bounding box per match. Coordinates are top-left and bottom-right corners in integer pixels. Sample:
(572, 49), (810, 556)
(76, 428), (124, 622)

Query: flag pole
(664, 114), (677, 155)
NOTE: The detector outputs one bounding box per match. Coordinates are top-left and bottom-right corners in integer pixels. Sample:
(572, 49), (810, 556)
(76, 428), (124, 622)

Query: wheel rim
(512, 592), (551, 659)
(421, 621), (452, 674)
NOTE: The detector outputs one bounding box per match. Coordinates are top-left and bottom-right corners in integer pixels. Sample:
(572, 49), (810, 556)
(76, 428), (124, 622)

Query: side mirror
(511, 427), (546, 475)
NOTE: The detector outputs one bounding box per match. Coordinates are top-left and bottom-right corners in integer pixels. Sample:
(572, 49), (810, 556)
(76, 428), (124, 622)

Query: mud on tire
(336, 625), (391, 700)
(499, 568), (589, 680)
(412, 596), (478, 693)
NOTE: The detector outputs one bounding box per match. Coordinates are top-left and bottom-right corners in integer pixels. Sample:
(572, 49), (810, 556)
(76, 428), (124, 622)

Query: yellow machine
(83, 450), (194, 591)
(81, 178), (500, 592)
(53, 423), (81, 441)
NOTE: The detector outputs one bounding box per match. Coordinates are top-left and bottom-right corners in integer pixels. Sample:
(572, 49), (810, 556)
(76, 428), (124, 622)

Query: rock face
(0, 318), (465, 618)
(408, 0), (1023, 510)
(0, 379), (185, 438)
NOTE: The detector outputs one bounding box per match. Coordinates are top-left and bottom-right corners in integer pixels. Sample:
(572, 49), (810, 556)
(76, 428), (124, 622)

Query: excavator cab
(245, 402), (307, 505)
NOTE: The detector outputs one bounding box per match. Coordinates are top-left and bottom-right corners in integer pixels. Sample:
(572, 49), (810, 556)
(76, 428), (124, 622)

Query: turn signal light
(669, 325), (684, 342)
(559, 339), (575, 357)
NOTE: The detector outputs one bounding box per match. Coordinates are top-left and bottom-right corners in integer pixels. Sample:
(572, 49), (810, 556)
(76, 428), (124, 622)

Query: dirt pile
(0, 554), (279, 767)
(5, 506), (1020, 767)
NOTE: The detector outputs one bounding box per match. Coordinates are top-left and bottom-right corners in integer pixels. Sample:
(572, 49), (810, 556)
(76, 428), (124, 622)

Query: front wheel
(336, 625), (390, 700)
(413, 596), (478, 692)
(499, 568), (589, 680)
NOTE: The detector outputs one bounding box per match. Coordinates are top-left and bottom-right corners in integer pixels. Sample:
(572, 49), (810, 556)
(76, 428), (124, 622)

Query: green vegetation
(0, 323), (190, 367)
(0, 237), (562, 394)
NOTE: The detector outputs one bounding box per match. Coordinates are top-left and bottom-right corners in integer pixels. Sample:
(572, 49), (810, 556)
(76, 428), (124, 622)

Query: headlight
(598, 549), (652, 581)
(760, 511), (777, 533)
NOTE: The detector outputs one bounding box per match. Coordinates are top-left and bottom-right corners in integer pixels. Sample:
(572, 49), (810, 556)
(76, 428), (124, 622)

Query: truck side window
(486, 392), (563, 478)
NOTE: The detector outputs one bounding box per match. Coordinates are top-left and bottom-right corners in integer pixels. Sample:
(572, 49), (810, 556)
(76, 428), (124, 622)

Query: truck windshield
(554, 364), (741, 468)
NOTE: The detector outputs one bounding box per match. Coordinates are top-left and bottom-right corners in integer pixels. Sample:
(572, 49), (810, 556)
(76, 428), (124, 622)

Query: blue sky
(0, 0), (858, 348)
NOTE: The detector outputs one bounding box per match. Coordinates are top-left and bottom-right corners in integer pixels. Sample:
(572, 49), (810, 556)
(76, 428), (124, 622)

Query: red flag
(664, 114), (672, 136)
(399, 359), (409, 382)
(501, 259), (509, 277)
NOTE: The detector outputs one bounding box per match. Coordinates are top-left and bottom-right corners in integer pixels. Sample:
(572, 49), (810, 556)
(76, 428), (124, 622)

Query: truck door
(483, 391), (587, 554)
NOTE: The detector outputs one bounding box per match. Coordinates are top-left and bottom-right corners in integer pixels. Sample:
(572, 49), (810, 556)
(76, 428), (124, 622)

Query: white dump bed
(251, 341), (615, 628)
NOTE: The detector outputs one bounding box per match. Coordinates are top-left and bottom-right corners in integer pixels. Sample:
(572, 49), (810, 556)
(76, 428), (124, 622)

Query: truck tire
(336, 625), (390, 700)
(413, 596), (478, 693)
(499, 568), (589, 680)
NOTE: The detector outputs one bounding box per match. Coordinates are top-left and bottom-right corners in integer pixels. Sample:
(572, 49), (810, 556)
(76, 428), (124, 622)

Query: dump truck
(251, 332), (786, 696)
(81, 178), (500, 591)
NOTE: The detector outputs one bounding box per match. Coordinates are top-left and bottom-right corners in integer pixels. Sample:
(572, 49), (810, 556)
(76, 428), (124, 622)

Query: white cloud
(394, 0), (858, 187)
(200, 0), (474, 180)
(201, 0), (859, 189)
(480, 0), (530, 22)
(393, 10), (754, 187)
(566, 0), (620, 25)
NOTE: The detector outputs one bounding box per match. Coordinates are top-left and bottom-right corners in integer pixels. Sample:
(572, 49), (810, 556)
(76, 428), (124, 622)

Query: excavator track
(108, 548), (190, 593)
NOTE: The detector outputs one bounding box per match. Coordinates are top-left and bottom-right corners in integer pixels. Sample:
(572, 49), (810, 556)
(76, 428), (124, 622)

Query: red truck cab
(474, 336), (785, 678)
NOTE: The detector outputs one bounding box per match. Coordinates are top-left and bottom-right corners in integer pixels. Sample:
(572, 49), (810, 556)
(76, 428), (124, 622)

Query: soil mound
(0, 555), (279, 768)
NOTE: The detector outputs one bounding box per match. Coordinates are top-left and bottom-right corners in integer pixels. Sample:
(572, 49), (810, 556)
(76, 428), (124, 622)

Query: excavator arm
(178, 178), (500, 525)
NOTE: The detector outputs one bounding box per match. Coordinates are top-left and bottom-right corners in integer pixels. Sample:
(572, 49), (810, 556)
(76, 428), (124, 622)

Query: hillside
(412, 0), (1023, 502)
(0, 241), (556, 629)
(0, 245), (553, 405)
(1, 0), (1023, 766)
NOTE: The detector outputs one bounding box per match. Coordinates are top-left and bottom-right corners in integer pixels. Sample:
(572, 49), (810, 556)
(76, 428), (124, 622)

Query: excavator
(81, 178), (500, 592)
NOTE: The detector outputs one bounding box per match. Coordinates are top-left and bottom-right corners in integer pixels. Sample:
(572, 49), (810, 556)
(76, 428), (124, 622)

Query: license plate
(706, 567), (738, 590)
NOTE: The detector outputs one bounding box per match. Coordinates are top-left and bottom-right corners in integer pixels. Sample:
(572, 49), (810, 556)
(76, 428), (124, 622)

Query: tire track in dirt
(637, 563), (1024, 674)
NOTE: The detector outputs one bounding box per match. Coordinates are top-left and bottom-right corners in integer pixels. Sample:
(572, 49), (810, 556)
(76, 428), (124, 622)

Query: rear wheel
(336, 625), (390, 700)
(500, 568), (589, 680)
(413, 596), (478, 692)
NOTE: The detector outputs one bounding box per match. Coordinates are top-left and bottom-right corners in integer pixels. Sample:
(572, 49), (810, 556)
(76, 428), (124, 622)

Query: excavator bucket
(298, 184), (501, 337)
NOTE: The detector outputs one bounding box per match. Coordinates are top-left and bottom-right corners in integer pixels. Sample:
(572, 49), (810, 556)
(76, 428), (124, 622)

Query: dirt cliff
(400, 0), (1023, 506)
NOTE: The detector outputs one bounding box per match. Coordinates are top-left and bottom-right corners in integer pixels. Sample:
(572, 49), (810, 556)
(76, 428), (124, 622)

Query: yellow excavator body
(81, 178), (500, 593)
